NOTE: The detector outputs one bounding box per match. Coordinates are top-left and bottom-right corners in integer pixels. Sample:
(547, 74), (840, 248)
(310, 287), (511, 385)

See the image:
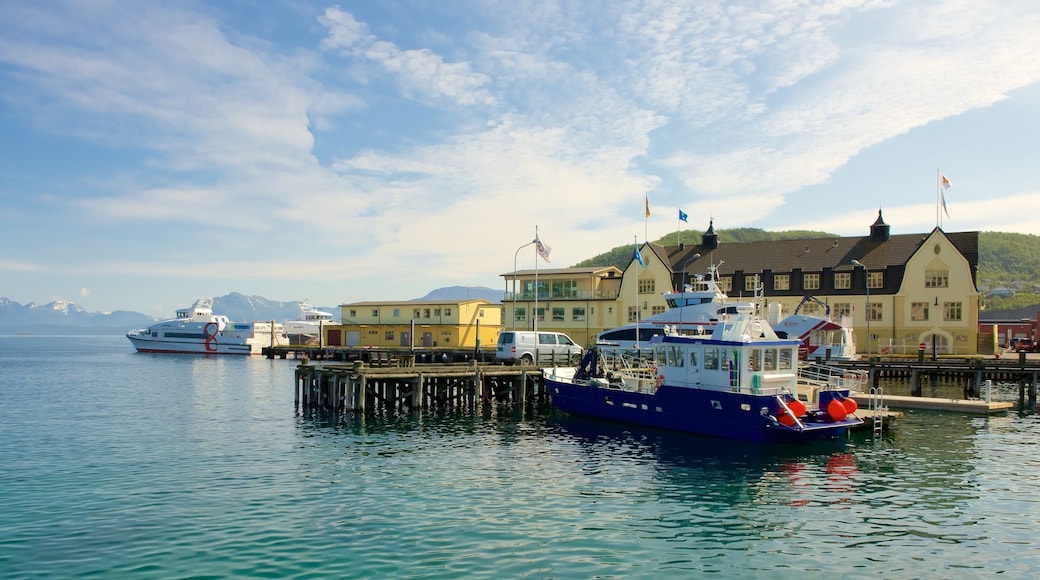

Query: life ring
(203, 322), (219, 352)
(655, 374), (665, 389)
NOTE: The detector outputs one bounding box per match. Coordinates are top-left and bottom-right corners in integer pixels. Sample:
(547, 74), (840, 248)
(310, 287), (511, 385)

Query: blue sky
(2, 0), (1039, 317)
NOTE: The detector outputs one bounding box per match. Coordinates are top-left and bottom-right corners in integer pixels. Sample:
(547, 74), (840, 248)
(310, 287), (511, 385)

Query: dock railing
(800, 362), (868, 391)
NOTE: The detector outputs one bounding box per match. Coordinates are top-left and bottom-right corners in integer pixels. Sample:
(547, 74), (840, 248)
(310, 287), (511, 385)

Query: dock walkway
(848, 393), (1014, 415)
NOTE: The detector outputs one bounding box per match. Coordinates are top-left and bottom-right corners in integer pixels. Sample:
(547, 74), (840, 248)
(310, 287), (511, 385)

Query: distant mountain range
(0, 287), (503, 335)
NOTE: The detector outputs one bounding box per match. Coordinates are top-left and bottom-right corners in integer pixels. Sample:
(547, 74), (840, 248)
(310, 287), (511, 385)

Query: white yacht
(283, 300), (336, 345)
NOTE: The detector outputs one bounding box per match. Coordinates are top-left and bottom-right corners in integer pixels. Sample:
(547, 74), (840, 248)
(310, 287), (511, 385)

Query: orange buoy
(778, 412), (796, 427)
(788, 399), (807, 417)
(827, 398), (848, 421)
(842, 397), (858, 414)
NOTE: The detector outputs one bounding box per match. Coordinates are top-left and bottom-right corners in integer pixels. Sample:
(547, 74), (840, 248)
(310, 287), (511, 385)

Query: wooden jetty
(847, 393), (1013, 415)
(294, 358), (548, 412)
(823, 356), (1039, 410)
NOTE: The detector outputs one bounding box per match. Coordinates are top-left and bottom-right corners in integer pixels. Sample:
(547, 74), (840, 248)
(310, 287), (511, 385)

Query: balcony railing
(503, 290), (620, 301)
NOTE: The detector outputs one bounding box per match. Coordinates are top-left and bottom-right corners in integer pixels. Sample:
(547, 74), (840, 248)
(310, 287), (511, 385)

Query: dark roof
(653, 228), (979, 288)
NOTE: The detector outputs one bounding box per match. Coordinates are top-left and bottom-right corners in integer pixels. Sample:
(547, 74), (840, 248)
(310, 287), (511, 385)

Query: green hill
(572, 228), (1040, 319)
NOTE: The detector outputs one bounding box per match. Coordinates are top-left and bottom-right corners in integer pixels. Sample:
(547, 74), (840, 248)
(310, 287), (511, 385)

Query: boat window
(668, 346), (683, 367)
(688, 349), (699, 367)
(655, 347), (667, 366)
(748, 349), (761, 371)
(721, 349), (735, 371)
(704, 347), (719, 370)
(779, 348), (793, 370)
(763, 348), (778, 371)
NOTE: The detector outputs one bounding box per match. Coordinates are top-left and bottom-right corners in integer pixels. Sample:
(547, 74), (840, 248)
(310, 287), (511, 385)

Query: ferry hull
(127, 336), (258, 355)
(545, 377), (859, 444)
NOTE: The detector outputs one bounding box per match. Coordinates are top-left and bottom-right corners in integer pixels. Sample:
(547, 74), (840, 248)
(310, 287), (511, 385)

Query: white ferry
(126, 298), (289, 355)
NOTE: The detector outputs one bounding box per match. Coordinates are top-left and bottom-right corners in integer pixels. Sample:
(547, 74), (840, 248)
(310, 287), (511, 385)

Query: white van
(496, 331), (583, 365)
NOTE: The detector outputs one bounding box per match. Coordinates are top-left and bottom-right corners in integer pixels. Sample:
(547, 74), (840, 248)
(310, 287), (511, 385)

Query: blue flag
(679, 209), (688, 222)
(634, 244), (646, 268)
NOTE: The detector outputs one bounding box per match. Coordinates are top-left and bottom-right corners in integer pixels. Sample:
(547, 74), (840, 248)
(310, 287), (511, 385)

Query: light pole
(852, 259), (869, 356)
(512, 240), (536, 330)
(677, 253), (701, 328)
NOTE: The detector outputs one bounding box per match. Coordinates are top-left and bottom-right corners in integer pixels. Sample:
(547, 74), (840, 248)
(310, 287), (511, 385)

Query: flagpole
(936, 168), (940, 228)
(534, 225), (539, 333)
(644, 194), (649, 244)
(633, 234), (639, 349)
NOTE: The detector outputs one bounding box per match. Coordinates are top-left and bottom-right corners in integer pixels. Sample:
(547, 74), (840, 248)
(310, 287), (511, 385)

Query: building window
(423, 309), (431, 319)
(911, 302), (929, 321)
(925, 270), (949, 288)
(867, 271), (883, 289)
(803, 273), (820, 290)
(801, 302), (821, 316)
(652, 305), (665, 315)
(867, 302), (882, 322)
(552, 307), (565, 321)
(413, 309), (421, 318)
(638, 278), (656, 294)
(552, 279), (578, 298)
(833, 303), (851, 317)
(478, 309), (484, 318)
(445, 308), (452, 316)
(371, 309), (378, 317)
(515, 307), (526, 321)
(834, 272), (850, 290)
(944, 302), (962, 321)
(349, 309), (357, 318)
(627, 306), (638, 322)
(384, 331), (394, 340)
(571, 307), (585, 321)
(719, 277), (732, 293)
(536, 307), (545, 321)
(745, 277), (756, 292)
(774, 274), (790, 291)
(433, 308), (441, 317)
(393, 309), (400, 318)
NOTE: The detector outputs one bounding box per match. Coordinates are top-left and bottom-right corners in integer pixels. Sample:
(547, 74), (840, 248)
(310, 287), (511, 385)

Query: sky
(2, 0), (1040, 317)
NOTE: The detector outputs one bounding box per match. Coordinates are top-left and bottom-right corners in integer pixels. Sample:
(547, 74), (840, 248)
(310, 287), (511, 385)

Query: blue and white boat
(543, 305), (862, 443)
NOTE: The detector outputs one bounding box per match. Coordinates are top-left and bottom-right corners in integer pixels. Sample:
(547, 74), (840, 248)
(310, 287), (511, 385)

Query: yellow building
(501, 266), (624, 347)
(325, 299), (502, 350)
(502, 213), (981, 355)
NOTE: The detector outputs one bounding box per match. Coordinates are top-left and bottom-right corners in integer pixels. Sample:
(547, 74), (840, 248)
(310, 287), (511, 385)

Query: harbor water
(2, 336), (1039, 578)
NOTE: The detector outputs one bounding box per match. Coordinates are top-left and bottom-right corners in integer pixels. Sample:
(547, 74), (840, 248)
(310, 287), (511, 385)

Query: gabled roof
(342, 298), (497, 307)
(652, 227), (978, 286)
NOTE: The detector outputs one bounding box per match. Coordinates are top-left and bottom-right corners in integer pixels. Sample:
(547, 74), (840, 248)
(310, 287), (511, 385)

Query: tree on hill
(573, 227), (835, 270)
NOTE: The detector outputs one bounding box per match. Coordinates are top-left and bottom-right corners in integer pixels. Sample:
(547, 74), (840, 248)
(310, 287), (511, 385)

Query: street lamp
(851, 259), (869, 356)
(512, 240), (536, 330)
(677, 253), (702, 328)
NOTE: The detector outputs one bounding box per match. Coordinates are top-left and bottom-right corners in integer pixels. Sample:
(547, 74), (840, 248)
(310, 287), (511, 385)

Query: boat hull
(127, 335), (259, 355)
(544, 375), (858, 444)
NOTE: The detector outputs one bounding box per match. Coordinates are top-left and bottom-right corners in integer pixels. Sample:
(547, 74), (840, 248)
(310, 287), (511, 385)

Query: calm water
(1, 336), (1039, 578)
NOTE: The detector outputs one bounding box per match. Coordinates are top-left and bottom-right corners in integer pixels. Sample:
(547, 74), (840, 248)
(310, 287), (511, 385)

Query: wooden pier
(294, 359), (548, 412)
(826, 356), (1040, 410)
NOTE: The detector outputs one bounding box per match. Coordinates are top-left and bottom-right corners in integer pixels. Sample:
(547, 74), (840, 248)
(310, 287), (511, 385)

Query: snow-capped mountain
(0, 286), (500, 335)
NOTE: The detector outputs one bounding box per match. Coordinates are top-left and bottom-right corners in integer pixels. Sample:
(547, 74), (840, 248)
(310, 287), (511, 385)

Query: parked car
(1012, 338), (1037, 352)
(496, 331), (583, 365)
